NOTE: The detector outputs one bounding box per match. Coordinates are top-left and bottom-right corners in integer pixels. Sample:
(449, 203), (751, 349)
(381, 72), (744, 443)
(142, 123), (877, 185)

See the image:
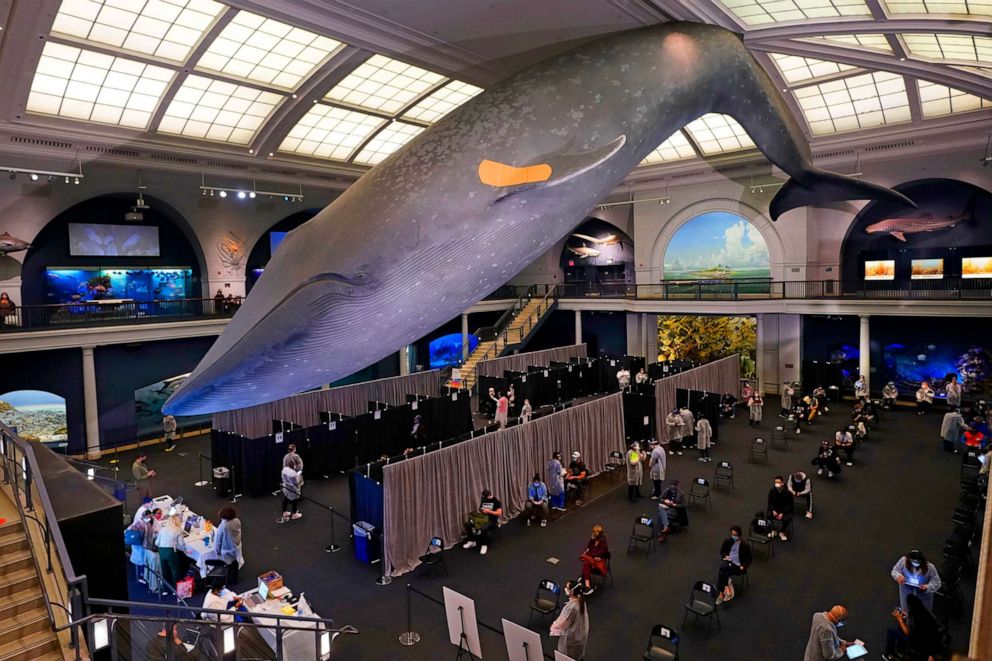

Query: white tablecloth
(152, 495), (219, 578)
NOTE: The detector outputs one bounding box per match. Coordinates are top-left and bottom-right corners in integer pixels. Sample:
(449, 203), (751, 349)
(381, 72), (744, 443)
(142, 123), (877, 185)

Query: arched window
(663, 211), (769, 281)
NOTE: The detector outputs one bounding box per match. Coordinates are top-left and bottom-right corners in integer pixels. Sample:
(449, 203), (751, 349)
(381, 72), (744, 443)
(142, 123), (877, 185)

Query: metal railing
(0, 297), (237, 332)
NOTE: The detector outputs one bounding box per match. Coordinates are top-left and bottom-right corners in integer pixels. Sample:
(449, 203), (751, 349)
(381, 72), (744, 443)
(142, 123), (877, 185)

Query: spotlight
(249, 191), (256, 199)
(219, 190), (227, 198)
(201, 189), (206, 196)
(283, 196), (289, 202)
(210, 189), (214, 197)
(29, 173), (38, 181)
(237, 191), (246, 199)
(74, 177), (79, 185)
(64, 176), (69, 184)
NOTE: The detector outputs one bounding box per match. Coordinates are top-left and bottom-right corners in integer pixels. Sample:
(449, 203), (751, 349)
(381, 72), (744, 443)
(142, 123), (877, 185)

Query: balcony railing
(0, 297), (237, 332)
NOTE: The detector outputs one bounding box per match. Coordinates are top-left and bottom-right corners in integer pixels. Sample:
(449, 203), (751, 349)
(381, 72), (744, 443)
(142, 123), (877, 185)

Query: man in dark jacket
(716, 525), (752, 604)
(766, 476), (795, 541)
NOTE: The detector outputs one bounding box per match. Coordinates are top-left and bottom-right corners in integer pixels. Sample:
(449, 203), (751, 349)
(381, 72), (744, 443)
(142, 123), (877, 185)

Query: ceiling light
(74, 177), (79, 185)
(29, 173), (38, 181)
(64, 176), (69, 184)
(219, 190), (227, 198)
(249, 191), (256, 199)
(237, 191), (246, 199)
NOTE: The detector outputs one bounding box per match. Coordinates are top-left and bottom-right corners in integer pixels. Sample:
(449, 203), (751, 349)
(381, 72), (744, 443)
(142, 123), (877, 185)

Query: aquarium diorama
(46, 267), (192, 304)
(657, 315), (757, 378)
(135, 374), (210, 438)
(0, 390), (68, 450)
(429, 333), (480, 369)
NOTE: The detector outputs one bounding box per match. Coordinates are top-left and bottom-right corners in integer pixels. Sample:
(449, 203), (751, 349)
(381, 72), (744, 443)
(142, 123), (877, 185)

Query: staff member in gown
(547, 451), (566, 511)
(625, 442), (644, 501)
(648, 439), (667, 499)
(891, 549), (941, 612)
(550, 581), (589, 659)
(214, 507), (243, 584)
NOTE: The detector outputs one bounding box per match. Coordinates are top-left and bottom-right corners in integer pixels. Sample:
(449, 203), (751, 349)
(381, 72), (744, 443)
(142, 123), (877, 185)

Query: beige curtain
(655, 355), (741, 442)
(211, 370), (440, 438)
(383, 392), (624, 575)
(475, 344), (587, 378)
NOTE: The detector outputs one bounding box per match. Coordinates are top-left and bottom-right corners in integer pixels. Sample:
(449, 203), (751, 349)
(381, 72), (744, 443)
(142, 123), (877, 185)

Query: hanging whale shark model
(865, 196), (975, 242)
(165, 22), (914, 415)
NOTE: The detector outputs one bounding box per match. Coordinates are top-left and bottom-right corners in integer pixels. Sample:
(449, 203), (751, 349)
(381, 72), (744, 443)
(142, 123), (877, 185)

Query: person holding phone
(891, 549), (941, 612)
(715, 525), (751, 605)
(803, 605), (856, 661)
(883, 593), (943, 661)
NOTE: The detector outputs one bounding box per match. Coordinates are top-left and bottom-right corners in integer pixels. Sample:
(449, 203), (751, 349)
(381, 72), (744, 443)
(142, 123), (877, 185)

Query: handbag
(124, 529), (143, 546)
(176, 575), (195, 599)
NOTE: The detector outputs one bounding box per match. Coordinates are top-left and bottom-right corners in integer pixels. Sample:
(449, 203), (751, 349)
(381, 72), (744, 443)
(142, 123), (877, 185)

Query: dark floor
(101, 398), (977, 660)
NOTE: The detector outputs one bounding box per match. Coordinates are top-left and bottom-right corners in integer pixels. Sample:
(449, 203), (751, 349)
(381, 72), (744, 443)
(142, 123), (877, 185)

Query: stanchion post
(398, 584), (421, 645)
(375, 532), (392, 586)
(194, 453), (209, 487)
(325, 506), (341, 553)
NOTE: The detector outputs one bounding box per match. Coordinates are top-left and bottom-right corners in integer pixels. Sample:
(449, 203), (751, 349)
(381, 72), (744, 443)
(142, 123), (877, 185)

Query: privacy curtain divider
(655, 355), (741, 442)
(382, 392), (625, 576)
(211, 370), (441, 438)
(474, 344), (587, 378)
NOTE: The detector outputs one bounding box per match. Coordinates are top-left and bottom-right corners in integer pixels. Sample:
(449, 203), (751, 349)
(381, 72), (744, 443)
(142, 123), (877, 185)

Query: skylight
(157, 75), (282, 144)
(279, 104), (385, 160)
(793, 71), (911, 135)
(917, 80), (991, 117)
(401, 80), (483, 124)
(883, 0), (992, 16)
(197, 11), (342, 89)
(51, 0), (225, 63)
(640, 131), (697, 164)
(683, 114), (755, 155)
(27, 42), (174, 129)
(352, 121), (425, 165)
(806, 34), (893, 53)
(903, 34), (992, 64)
(771, 53), (856, 84)
(325, 54), (446, 115)
(717, 0), (871, 26)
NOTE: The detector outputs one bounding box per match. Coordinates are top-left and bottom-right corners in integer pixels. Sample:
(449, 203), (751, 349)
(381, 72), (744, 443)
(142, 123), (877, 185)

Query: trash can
(353, 521), (379, 563)
(213, 467), (231, 497)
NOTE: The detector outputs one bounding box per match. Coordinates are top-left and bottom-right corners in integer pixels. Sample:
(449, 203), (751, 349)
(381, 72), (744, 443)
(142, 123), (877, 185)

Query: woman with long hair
(883, 593), (944, 661)
(579, 525), (610, 594)
(891, 549), (941, 612)
(550, 581), (589, 660)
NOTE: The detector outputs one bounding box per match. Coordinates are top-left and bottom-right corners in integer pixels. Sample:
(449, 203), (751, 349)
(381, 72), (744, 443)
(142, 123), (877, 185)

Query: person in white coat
(696, 416), (713, 463)
(550, 582), (589, 660)
(781, 382), (795, 417)
(748, 394), (764, 427)
(679, 406), (696, 453)
(648, 440), (667, 499)
(625, 442), (644, 501)
(665, 409), (685, 456)
(945, 375), (962, 409)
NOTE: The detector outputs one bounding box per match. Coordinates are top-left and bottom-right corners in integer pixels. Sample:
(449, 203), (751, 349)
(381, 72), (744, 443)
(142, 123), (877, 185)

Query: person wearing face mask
(834, 428), (855, 467)
(890, 549), (941, 612)
(550, 581), (589, 659)
(524, 473), (550, 527)
(715, 525), (751, 605)
(578, 525), (610, 594)
(882, 382), (899, 409)
(803, 605), (853, 661)
(788, 471), (814, 519)
(648, 439), (667, 500)
(625, 442), (644, 501)
(811, 440), (843, 478)
(765, 475), (794, 541)
(547, 451), (566, 511)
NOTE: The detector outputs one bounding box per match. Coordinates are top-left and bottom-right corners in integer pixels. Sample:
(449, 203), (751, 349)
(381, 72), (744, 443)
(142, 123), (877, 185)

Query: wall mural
(165, 22), (912, 415)
(664, 211), (770, 294)
(134, 374), (211, 439)
(560, 218), (634, 283)
(0, 390), (67, 448)
(658, 315), (757, 379)
(428, 333), (480, 369)
(841, 179), (992, 283)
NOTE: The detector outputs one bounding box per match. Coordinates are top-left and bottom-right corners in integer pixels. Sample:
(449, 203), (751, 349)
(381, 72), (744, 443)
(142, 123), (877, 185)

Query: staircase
(452, 286), (558, 391)
(0, 521), (61, 661)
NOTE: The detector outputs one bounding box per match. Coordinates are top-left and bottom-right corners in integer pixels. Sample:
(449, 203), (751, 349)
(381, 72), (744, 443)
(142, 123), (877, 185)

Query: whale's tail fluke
(769, 169), (916, 221)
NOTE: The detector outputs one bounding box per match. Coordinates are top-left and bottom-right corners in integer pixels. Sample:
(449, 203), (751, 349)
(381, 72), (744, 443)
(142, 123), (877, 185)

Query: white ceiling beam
(749, 51), (815, 136)
(743, 16), (992, 41)
(643, 0), (705, 21)
(749, 38), (992, 98)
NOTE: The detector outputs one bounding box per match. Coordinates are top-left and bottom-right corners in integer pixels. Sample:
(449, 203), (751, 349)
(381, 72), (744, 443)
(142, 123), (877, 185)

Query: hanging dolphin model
(165, 22), (914, 415)
(0, 232), (31, 254)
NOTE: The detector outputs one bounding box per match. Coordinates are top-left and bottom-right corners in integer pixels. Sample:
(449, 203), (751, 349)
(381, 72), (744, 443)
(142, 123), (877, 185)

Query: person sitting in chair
(882, 382), (899, 409)
(201, 578), (248, 623)
(462, 489), (502, 555)
(655, 479), (687, 542)
(578, 525), (610, 594)
(766, 476), (794, 542)
(566, 452), (589, 505)
(812, 440), (843, 478)
(524, 474), (550, 527)
(834, 428), (856, 467)
(716, 525), (752, 605)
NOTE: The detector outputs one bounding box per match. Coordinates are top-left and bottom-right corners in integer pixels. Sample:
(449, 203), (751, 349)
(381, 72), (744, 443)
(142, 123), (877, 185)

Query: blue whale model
(165, 22), (913, 415)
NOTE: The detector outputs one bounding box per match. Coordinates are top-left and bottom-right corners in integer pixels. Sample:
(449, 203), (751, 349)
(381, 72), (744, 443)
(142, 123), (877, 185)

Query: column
(755, 315), (765, 395)
(398, 345), (410, 376)
(81, 346), (101, 460)
(461, 313), (469, 362)
(574, 310), (582, 345)
(859, 315), (870, 387)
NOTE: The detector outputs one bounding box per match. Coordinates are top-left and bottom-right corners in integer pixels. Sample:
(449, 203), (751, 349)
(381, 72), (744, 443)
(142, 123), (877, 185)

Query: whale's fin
(769, 169), (916, 221)
(483, 134), (626, 202)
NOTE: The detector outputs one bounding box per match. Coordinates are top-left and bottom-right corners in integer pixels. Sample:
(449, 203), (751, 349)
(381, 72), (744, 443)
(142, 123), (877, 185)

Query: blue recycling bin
(353, 522), (379, 563)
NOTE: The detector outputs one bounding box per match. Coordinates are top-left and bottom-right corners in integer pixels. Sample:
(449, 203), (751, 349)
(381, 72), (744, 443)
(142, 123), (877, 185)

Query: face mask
(836, 621), (845, 629)
(910, 560), (921, 568)
(774, 483), (783, 490)
(731, 534), (740, 540)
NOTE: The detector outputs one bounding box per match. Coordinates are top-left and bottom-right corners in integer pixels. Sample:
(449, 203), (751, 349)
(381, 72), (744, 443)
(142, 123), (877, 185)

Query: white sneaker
(540, 520), (547, 527)
(480, 545), (488, 555)
(828, 471), (835, 478)
(526, 519), (532, 526)
(779, 533), (788, 541)
(805, 512), (813, 519)
(291, 512), (302, 520)
(463, 541), (477, 549)
(817, 469), (824, 475)
(846, 461), (853, 466)
(767, 531), (776, 538)
(698, 457), (706, 463)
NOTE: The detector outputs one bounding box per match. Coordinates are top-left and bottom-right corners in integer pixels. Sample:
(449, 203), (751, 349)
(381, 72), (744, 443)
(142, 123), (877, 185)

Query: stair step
(0, 534), (28, 555)
(0, 569), (40, 600)
(0, 609), (51, 647)
(0, 589), (45, 621)
(0, 628), (59, 661)
(0, 550), (33, 578)
(0, 521), (24, 540)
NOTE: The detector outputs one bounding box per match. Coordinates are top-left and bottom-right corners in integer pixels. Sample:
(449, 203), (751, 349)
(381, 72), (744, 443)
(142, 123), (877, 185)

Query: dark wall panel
(523, 309), (576, 352)
(0, 349), (85, 454)
(581, 311), (627, 357)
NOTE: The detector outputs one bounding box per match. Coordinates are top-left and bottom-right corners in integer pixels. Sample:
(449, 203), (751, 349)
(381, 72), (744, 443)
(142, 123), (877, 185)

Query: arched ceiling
(0, 0), (988, 182)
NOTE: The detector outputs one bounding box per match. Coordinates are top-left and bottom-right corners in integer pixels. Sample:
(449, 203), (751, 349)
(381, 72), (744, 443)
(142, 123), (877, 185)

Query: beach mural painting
(664, 211), (770, 281)
(0, 390), (68, 448)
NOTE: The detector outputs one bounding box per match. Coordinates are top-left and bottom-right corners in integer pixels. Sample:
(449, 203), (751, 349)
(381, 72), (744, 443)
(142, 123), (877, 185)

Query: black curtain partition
(802, 361), (844, 392)
(675, 388), (722, 444)
(623, 391), (657, 443)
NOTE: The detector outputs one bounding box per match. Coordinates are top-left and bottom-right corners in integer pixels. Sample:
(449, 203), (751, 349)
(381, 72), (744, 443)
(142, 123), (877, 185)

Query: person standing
(803, 605), (853, 661)
(616, 367), (631, 392)
(155, 514), (183, 590)
(749, 393), (764, 428)
(410, 415), (428, 445)
(882, 382), (899, 409)
(163, 415), (178, 452)
(507, 383), (516, 416)
(283, 444), (303, 472)
(142, 509), (163, 593)
(486, 387), (498, 420)
(679, 406), (696, 454)
(131, 454), (156, 498)
(625, 442), (644, 501)
(890, 549), (941, 612)
(550, 582), (589, 659)
(789, 471), (814, 519)
(781, 382), (795, 417)
(213, 289), (225, 314)
(695, 415), (713, 463)
(945, 375), (962, 410)
(494, 391), (509, 428)
(741, 382), (754, 404)
(520, 398), (533, 423)
(854, 375), (868, 402)
(547, 451), (566, 511)
(524, 474), (550, 527)
(278, 464), (303, 523)
(715, 525), (752, 605)
(766, 476), (794, 541)
(940, 408), (969, 453)
(665, 408), (684, 456)
(635, 367), (649, 389)
(213, 506), (243, 584)
(648, 439), (667, 499)
(916, 382), (934, 415)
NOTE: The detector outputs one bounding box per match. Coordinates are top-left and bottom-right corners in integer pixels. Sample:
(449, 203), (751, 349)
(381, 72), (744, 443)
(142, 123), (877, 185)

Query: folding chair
(418, 537), (448, 577)
(713, 461), (734, 491)
(589, 556), (614, 591)
(771, 425), (789, 450)
(748, 515), (775, 558)
(605, 450), (625, 481)
(527, 579), (562, 627)
(687, 477), (711, 509)
(628, 515), (656, 555)
(748, 438), (768, 464)
(682, 581), (721, 635)
(643, 624), (680, 661)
